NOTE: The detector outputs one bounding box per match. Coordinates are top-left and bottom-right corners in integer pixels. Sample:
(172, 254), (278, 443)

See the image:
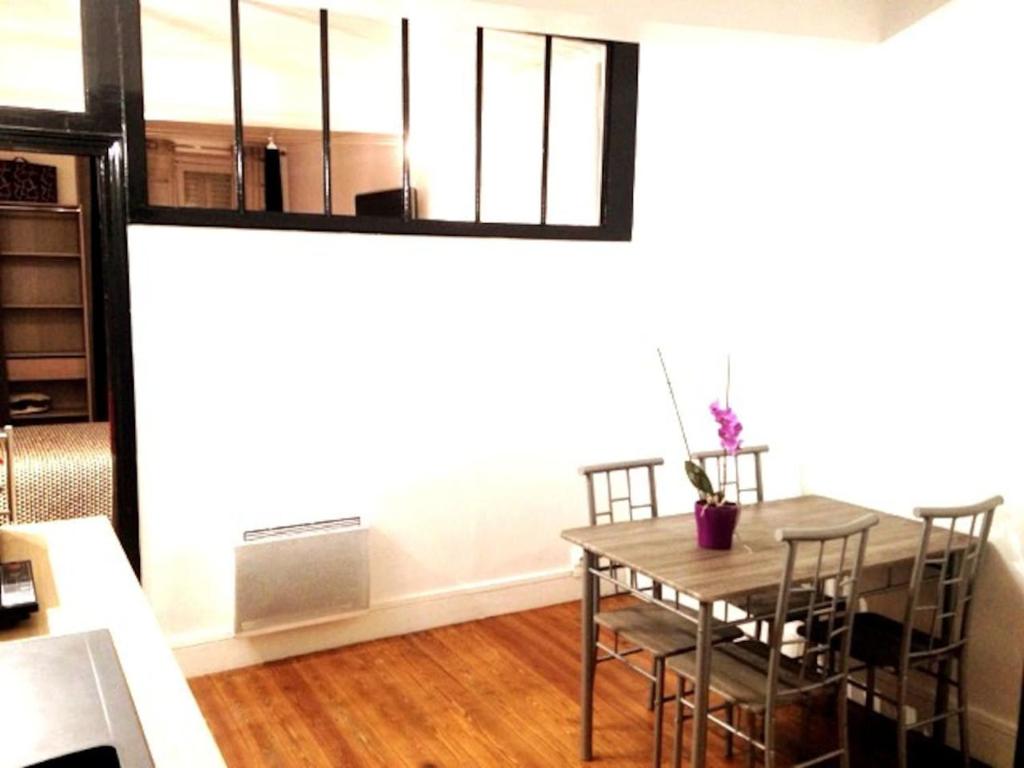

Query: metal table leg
(690, 601), (713, 768)
(581, 550), (597, 760)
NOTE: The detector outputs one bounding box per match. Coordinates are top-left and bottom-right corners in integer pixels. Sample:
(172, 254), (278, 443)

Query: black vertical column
(540, 35), (552, 225)
(401, 19), (411, 220)
(474, 27), (484, 223)
(320, 9), (332, 215)
(230, 0), (245, 211)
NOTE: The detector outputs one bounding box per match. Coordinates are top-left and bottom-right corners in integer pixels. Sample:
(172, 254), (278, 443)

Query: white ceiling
(308, 0), (952, 42)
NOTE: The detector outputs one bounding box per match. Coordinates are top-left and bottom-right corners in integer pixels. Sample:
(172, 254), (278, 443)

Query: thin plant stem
(657, 348), (692, 459)
(719, 458), (726, 505)
(725, 354), (731, 408)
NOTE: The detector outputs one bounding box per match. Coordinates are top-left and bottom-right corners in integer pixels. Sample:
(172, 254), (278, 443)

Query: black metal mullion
(401, 18), (411, 221)
(99, 140), (142, 578)
(600, 42), (638, 236)
(132, 204), (625, 239)
(320, 9), (332, 215)
(80, 0), (121, 126)
(598, 42), (613, 225)
(119, 0), (149, 212)
(230, 0), (245, 212)
(540, 35), (552, 225)
(475, 27), (483, 223)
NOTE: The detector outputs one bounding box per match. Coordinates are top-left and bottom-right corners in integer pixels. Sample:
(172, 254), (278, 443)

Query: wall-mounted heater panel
(234, 517), (369, 635)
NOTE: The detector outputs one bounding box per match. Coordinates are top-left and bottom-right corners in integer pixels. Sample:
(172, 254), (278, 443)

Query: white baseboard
(171, 566), (578, 678)
(969, 707), (1017, 768)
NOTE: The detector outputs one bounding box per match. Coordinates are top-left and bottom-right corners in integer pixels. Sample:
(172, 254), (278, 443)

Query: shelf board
(0, 202), (82, 215)
(0, 250), (81, 259)
(5, 351), (85, 359)
(11, 407), (89, 423)
(7, 355), (88, 382)
(1, 303), (84, 310)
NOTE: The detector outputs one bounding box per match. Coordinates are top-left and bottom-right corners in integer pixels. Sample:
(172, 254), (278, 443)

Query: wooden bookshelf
(0, 203), (93, 424)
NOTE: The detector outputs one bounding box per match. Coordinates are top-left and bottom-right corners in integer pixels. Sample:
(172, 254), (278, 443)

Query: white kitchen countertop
(0, 517), (225, 767)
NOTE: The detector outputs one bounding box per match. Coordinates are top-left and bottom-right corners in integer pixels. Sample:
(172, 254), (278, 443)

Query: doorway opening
(1, 148), (115, 531)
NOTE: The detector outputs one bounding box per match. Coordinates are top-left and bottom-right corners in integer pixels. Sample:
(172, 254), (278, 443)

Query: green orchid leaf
(685, 460), (715, 497)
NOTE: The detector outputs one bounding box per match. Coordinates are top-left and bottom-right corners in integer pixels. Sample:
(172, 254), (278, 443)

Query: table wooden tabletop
(562, 495), (974, 604)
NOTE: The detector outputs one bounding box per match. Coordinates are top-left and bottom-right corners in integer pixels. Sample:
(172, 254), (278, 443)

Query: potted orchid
(658, 349), (743, 549)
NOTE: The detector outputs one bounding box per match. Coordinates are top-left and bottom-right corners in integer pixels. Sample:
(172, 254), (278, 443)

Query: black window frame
(123, 3), (639, 241)
(0, 1), (141, 576)
(0, 0), (637, 579)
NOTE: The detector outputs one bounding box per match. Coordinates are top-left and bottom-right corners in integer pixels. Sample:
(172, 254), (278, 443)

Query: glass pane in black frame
(479, 30), (545, 225)
(239, 0), (323, 214)
(141, 0), (236, 209)
(407, 19), (476, 223)
(327, 13), (403, 217)
(0, 0), (85, 113)
(546, 38), (606, 227)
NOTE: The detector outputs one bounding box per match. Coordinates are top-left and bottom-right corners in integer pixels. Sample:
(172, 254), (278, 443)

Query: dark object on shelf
(355, 187), (417, 218)
(10, 392), (52, 416)
(264, 146), (283, 212)
(0, 157), (58, 203)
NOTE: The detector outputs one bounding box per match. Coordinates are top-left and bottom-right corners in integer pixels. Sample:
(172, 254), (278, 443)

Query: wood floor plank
(382, 637), (526, 766)
(297, 640), (421, 767)
(190, 599), (986, 768)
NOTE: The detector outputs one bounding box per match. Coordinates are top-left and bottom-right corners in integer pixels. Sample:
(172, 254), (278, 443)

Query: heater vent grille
(234, 516), (369, 634)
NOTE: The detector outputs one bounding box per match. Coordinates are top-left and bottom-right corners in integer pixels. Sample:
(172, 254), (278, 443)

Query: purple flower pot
(694, 501), (739, 550)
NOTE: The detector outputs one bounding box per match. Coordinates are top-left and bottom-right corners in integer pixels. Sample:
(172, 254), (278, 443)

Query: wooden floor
(190, 600), (981, 767)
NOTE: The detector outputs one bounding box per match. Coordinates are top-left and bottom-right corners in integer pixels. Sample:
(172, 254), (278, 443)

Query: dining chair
(669, 513), (879, 768)
(837, 496), (1002, 768)
(692, 444), (769, 506)
(580, 458), (741, 768)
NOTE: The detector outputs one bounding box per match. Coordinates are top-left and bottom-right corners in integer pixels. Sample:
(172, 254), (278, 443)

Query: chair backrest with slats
(579, 457), (663, 526)
(901, 496), (1003, 669)
(765, 514), (879, 722)
(579, 458), (663, 596)
(692, 444), (768, 503)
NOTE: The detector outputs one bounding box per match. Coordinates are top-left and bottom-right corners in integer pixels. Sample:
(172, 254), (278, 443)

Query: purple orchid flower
(710, 400), (743, 456)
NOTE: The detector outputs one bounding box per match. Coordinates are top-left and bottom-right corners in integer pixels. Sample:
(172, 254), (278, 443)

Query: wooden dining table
(561, 494), (975, 768)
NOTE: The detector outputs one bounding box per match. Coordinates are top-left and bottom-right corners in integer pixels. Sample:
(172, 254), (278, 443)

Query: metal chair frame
(580, 458), (743, 767)
(671, 513), (879, 768)
(580, 458), (670, 767)
(851, 497), (1002, 768)
(584, 537), (745, 765)
(692, 444), (768, 505)
(583, 457), (662, 597)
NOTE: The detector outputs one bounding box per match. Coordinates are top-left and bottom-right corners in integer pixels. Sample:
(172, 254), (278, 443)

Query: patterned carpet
(2, 422), (112, 524)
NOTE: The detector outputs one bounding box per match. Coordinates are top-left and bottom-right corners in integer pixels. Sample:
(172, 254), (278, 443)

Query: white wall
(129, 21), (844, 690)
(127, 0), (1021, 762)
(793, 1), (1024, 764)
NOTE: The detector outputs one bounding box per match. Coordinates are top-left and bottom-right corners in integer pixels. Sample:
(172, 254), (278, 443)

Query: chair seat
(738, 587), (818, 623)
(667, 639), (830, 713)
(799, 611), (936, 670)
(595, 603), (742, 658)
(849, 612), (938, 670)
